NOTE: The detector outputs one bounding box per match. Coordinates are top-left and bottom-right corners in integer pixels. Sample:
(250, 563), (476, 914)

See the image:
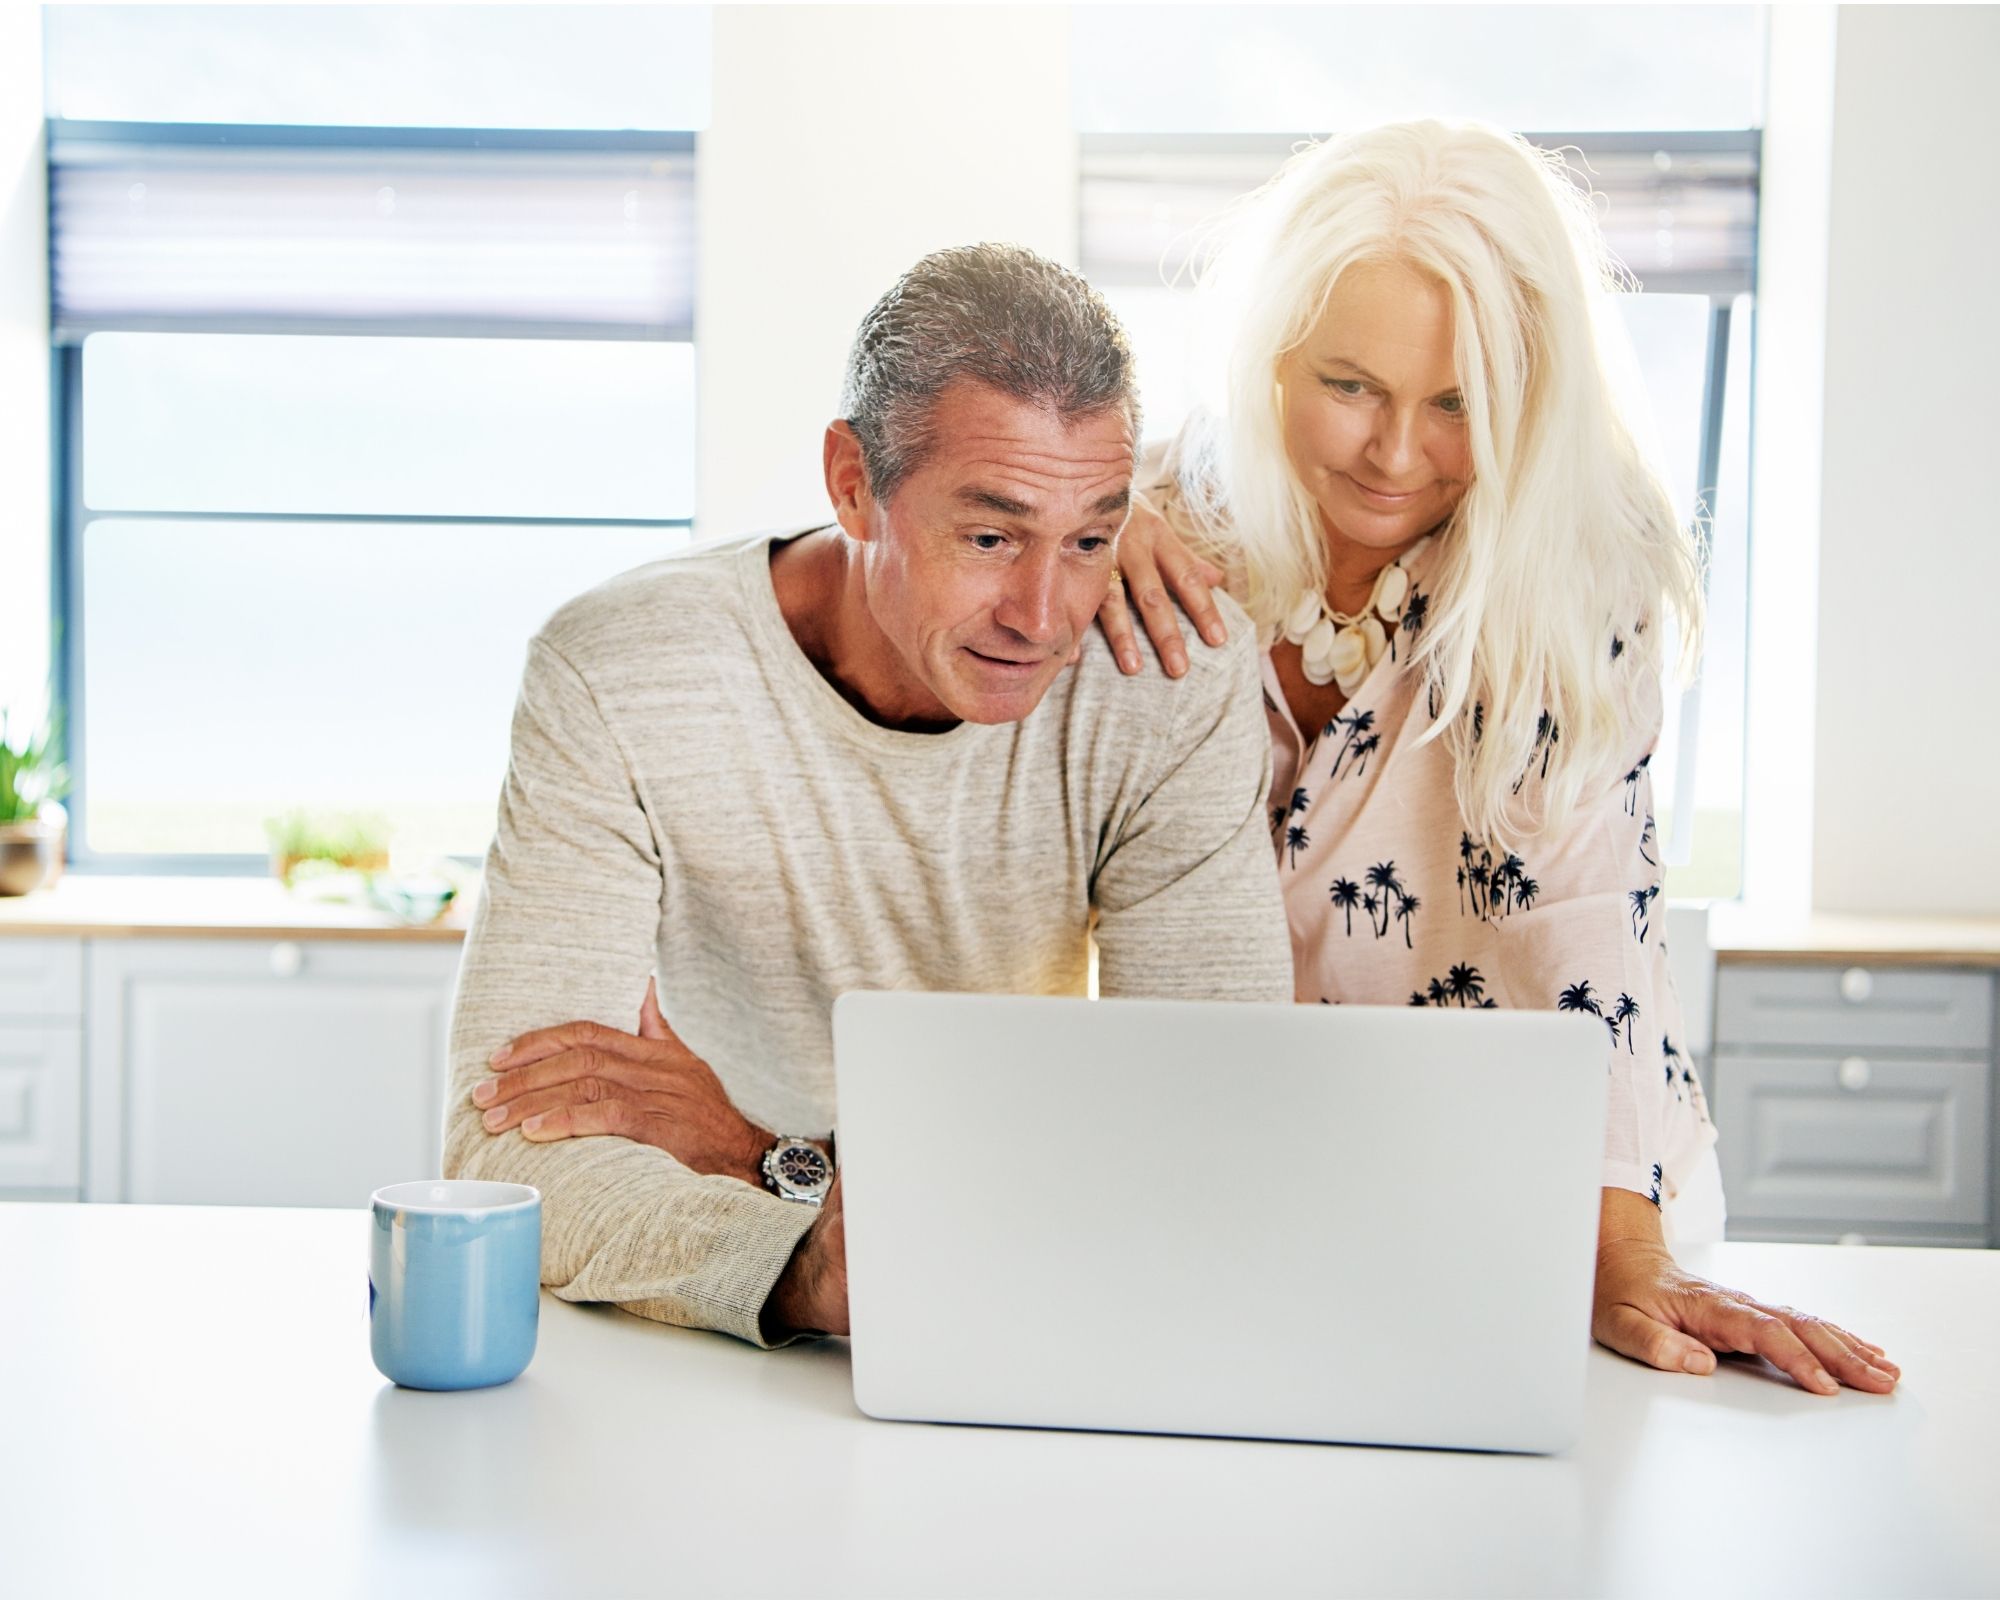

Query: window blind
(1081, 132), (1758, 297)
(48, 122), (696, 341)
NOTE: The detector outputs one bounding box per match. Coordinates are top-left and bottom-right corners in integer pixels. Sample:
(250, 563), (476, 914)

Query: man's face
(841, 381), (1135, 726)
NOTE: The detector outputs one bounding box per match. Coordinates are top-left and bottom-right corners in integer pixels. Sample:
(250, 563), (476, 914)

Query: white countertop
(3, 1204), (1995, 1598)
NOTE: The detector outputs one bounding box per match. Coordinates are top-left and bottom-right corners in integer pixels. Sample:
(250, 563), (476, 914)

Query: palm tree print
(1622, 752), (1652, 816)
(1557, 980), (1602, 1018)
(1611, 634), (1626, 661)
(1285, 823), (1310, 868)
(1427, 976), (1448, 1006)
(1328, 708), (1375, 778)
(1348, 732), (1381, 777)
(1290, 786), (1309, 816)
(1402, 589), (1429, 639)
(1455, 864), (1467, 914)
(1649, 1161), (1663, 1206)
(1638, 813), (1657, 866)
(1662, 1033), (1683, 1095)
(1365, 862), (1403, 937)
(1612, 992), (1639, 1052)
(1512, 875), (1539, 914)
(1629, 884), (1659, 943)
(1445, 963), (1486, 1007)
(1329, 877), (1361, 935)
(1270, 805), (1287, 836)
(1362, 892), (1378, 929)
(1394, 891), (1420, 949)
(1537, 711), (1560, 780)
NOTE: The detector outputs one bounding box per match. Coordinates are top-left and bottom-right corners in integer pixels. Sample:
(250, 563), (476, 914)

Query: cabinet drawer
(0, 940), (84, 1021)
(1714, 965), (1991, 1053)
(1711, 1052), (1988, 1229)
(0, 1025), (83, 1190)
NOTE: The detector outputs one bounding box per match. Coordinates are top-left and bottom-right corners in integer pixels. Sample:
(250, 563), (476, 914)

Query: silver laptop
(831, 992), (1609, 1454)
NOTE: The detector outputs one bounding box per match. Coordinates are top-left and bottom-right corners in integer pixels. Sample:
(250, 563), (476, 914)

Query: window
(1074, 5), (1766, 899)
(43, 7), (710, 869)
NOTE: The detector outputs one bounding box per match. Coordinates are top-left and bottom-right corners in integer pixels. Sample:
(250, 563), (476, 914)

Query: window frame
(48, 120), (698, 875)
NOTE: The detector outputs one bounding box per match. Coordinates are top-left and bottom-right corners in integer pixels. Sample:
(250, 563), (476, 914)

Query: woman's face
(1278, 257), (1473, 557)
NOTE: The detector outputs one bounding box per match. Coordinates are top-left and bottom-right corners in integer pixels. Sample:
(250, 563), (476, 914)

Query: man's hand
(762, 1176), (848, 1341)
(1592, 1187), (1900, 1394)
(475, 979), (772, 1186)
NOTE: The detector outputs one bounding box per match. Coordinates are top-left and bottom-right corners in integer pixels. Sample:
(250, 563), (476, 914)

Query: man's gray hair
(839, 243), (1141, 504)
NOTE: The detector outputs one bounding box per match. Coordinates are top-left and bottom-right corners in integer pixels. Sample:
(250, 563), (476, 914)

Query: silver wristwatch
(760, 1137), (833, 1207)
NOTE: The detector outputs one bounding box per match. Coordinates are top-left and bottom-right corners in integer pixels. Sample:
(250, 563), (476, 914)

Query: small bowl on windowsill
(368, 874), (459, 927)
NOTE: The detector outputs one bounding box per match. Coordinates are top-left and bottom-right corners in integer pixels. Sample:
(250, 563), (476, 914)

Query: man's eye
(968, 533), (1007, 551)
(1077, 536), (1109, 553)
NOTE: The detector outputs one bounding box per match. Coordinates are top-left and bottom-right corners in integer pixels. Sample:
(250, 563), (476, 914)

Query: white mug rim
(371, 1179), (540, 1216)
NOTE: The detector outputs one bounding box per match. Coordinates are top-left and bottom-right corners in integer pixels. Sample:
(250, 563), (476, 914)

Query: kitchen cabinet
(84, 939), (461, 1206)
(1710, 962), (1995, 1246)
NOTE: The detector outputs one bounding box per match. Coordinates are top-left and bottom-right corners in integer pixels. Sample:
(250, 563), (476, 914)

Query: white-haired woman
(1104, 120), (1898, 1395)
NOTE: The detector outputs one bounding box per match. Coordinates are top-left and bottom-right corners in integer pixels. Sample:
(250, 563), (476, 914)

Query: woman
(1104, 120), (1898, 1395)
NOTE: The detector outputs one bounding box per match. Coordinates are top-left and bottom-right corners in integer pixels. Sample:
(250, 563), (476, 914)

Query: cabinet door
(0, 1025), (82, 1191)
(1711, 1051), (1989, 1234)
(87, 940), (463, 1207)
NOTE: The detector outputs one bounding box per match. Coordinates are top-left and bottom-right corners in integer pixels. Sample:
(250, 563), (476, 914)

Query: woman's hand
(1101, 491), (1231, 678)
(1593, 1189), (1900, 1394)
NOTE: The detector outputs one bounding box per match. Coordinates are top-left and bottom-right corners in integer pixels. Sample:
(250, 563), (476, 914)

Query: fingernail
(522, 1115), (544, 1135)
(488, 1044), (509, 1065)
(1167, 653), (1187, 677)
(1119, 652), (1140, 674)
(1682, 1350), (1708, 1374)
(481, 1107), (505, 1129)
(472, 1081), (496, 1105)
(1202, 625), (1226, 647)
(1812, 1368), (1836, 1392)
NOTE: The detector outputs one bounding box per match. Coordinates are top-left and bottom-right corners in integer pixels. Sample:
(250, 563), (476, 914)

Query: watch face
(774, 1143), (830, 1193)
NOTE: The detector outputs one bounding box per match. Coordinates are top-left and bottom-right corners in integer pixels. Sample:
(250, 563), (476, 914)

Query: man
(444, 243), (1292, 1346)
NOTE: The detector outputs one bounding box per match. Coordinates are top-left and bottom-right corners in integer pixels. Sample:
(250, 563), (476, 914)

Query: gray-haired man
(444, 244), (1292, 1345)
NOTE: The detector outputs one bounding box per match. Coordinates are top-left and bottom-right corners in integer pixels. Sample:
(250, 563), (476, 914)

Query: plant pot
(0, 819), (65, 897)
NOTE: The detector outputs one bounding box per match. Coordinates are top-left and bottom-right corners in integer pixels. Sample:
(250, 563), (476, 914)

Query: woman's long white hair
(1173, 118), (1705, 849)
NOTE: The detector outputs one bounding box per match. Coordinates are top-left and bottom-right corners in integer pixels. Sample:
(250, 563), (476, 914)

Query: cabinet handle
(1839, 966), (1873, 1004)
(269, 942), (304, 978)
(1837, 1055), (1871, 1092)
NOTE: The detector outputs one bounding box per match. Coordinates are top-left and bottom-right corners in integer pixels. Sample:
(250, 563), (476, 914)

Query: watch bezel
(762, 1137), (832, 1206)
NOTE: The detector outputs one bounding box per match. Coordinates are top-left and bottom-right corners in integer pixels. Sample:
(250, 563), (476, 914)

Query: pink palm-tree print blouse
(1265, 544), (1718, 1207)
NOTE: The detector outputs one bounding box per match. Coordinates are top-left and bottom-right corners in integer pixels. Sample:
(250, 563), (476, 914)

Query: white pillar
(695, 5), (1076, 539)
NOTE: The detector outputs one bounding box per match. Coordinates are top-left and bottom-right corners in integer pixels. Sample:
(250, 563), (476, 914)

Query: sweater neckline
(735, 529), (999, 759)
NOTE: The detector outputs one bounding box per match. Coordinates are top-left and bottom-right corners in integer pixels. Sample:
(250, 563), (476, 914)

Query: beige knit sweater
(443, 532), (1293, 1345)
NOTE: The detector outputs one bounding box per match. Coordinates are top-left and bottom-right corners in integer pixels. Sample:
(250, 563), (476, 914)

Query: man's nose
(992, 548), (1062, 643)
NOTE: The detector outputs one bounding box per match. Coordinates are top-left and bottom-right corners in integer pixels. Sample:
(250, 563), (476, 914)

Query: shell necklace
(1280, 536), (1430, 694)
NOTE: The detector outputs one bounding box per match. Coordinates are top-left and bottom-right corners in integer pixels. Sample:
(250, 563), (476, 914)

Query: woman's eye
(1436, 393), (1466, 417)
(1324, 378), (1368, 397)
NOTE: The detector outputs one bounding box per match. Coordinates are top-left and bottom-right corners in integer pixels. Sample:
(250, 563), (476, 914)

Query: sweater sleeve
(441, 636), (816, 1347)
(1090, 618), (1296, 1003)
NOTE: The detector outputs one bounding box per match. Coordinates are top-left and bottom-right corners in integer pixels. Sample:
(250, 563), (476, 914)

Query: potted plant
(263, 809), (392, 887)
(0, 703), (71, 897)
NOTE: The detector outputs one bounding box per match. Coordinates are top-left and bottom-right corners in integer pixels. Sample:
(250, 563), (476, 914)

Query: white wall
(0, 5), (50, 731)
(1811, 4), (2000, 915)
(1739, 4), (1835, 921)
(695, 5), (1076, 538)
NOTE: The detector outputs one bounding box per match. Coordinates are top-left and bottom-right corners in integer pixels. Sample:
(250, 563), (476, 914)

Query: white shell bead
(1360, 616), (1388, 666)
(1375, 565), (1409, 619)
(1284, 593), (1323, 641)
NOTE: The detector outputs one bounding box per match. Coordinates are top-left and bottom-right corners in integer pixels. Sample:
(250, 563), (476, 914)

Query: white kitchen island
(2, 1203), (1994, 1598)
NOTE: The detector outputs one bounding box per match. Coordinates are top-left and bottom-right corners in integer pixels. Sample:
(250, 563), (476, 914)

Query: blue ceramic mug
(369, 1180), (542, 1390)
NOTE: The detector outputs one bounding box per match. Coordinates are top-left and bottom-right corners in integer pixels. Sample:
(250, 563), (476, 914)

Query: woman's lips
(1345, 474), (1425, 505)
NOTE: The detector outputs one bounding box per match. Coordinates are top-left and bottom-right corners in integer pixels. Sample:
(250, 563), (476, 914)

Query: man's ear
(824, 421), (877, 543)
